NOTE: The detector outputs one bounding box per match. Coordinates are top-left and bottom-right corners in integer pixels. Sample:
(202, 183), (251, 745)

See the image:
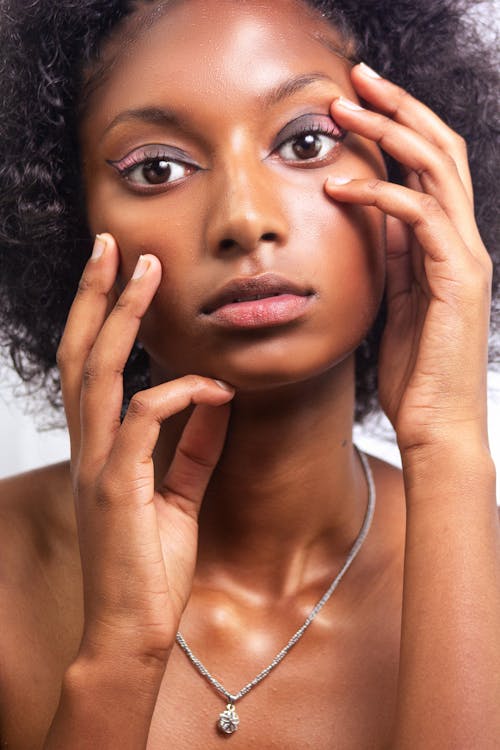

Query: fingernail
(214, 379), (234, 392)
(337, 97), (364, 111)
(132, 255), (150, 280)
(359, 62), (382, 79)
(328, 176), (352, 186)
(92, 234), (107, 260)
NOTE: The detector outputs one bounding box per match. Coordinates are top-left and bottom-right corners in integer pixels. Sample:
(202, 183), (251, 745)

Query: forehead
(82, 0), (353, 117)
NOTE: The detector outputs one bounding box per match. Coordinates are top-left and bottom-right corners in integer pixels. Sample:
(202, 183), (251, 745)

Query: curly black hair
(0, 0), (498, 424)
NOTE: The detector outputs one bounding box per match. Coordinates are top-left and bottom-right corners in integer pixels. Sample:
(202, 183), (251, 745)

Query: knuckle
(175, 374), (213, 395)
(366, 178), (384, 192)
(185, 374), (210, 391)
(460, 258), (492, 297)
(111, 295), (142, 323)
(76, 275), (93, 297)
(74, 468), (95, 502)
(389, 85), (410, 117)
(418, 193), (441, 215)
(475, 262), (493, 295)
(483, 252), (494, 280)
(439, 151), (457, 172)
(113, 296), (133, 315)
(93, 481), (114, 510)
(56, 341), (70, 369)
(451, 132), (467, 154)
(82, 359), (100, 390)
(409, 194), (442, 229)
(127, 392), (152, 419)
(177, 442), (215, 470)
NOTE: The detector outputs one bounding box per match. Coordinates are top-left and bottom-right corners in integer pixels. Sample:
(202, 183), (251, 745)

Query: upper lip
(201, 273), (313, 314)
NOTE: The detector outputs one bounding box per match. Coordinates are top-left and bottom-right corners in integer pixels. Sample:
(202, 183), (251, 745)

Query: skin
(0, 1), (499, 748)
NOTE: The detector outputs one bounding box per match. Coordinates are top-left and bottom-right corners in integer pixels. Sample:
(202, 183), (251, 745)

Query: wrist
(400, 430), (492, 469)
(65, 647), (167, 699)
(43, 657), (166, 750)
(75, 632), (172, 681)
(400, 439), (497, 507)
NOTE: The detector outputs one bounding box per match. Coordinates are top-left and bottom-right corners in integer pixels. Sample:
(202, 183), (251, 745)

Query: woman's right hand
(57, 233), (234, 670)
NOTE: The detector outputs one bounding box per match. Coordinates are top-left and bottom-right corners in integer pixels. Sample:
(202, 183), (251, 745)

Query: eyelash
(275, 120), (346, 165)
(109, 118), (347, 192)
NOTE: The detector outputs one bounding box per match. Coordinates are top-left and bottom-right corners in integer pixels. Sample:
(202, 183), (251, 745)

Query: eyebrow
(260, 71), (333, 108)
(102, 72), (335, 137)
(102, 106), (185, 137)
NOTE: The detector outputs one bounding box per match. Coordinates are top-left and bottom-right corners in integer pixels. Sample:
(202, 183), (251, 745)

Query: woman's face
(80, 0), (386, 390)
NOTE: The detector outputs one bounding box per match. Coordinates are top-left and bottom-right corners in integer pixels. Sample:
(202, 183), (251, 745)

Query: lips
(201, 273), (313, 314)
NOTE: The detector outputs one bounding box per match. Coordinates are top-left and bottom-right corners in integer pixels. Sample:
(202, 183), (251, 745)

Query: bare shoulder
(0, 461), (78, 603)
(0, 464), (83, 746)
(0, 460), (75, 557)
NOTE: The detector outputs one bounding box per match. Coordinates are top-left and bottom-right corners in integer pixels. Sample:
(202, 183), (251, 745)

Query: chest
(1, 560), (402, 750)
(145, 609), (401, 750)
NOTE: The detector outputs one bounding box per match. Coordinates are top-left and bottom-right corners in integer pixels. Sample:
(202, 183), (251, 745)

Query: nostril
(218, 232), (278, 252)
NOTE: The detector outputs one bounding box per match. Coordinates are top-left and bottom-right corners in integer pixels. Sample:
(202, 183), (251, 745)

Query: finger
(104, 376), (235, 509)
(79, 253), (162, 475)
(325, 177), (491, 294)
(384, 216), (414, 303)
(57, 233), (119, 460)
(330, 96), (483, 253)
(159, 401), (232, 518)
(350, 62), (474, 200)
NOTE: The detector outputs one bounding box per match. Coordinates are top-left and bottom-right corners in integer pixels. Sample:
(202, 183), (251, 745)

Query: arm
(326, 64), (500, 748)
(43, 655), (165, 750)
(394, 445), (500, 749)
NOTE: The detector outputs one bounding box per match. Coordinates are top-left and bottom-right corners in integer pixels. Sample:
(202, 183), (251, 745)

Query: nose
(205, 152), (289, 257)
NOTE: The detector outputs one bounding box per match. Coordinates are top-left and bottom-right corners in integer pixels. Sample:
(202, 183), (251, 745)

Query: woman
(0, 0), (499, 747)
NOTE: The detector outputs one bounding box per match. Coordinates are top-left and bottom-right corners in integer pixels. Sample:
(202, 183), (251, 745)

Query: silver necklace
(176, 448), (376, 735)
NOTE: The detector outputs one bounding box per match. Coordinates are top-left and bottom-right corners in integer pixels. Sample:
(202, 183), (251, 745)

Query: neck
(152, 356), (370, 598)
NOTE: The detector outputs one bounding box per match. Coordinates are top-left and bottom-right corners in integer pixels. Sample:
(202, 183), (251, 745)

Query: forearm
(43, 652), (167, 750)
(391, 442), (500, 749)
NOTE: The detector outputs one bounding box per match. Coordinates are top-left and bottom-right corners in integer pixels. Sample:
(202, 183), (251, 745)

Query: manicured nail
(359, 62), (382, 79)
(337, 97), (364, 111)
(214, 379), (234, 392)
(92, 234), (107, 260)
(328, 176), (352, 186)
(132, 255), (150, 280)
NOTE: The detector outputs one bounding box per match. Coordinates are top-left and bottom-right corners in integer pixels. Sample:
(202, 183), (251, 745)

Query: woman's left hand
(325, 63), (493, 454)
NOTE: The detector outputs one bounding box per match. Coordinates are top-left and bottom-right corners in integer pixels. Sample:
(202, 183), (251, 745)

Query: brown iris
(292, 133), (322, 159)
(142, 159), (172, 184)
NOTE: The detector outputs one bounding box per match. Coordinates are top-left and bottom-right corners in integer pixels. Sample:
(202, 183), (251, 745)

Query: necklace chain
(175, 447), (376, 733)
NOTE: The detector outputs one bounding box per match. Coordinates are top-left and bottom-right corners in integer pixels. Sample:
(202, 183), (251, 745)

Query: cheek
(85, 184), (202, 288)
(291, 184), (385, 310)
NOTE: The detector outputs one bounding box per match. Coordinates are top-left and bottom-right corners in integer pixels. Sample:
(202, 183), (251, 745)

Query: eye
(279, 130), (339, 161)
(107, 145), (199, 191)
(126, 157), (191, 186)
(274, 115), (346, 166)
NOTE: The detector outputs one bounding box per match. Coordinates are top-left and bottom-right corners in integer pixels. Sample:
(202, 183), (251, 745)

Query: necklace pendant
(218, 703), (240, 734)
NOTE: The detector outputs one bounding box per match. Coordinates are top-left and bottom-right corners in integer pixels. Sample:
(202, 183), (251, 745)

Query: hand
(325, 63), (492, 453)
(56, 236), (235, 668)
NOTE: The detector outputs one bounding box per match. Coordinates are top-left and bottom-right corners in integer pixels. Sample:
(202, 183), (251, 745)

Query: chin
(149, 334), (360, 395)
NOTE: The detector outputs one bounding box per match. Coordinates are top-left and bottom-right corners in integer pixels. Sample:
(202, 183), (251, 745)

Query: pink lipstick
(201, 273), (315, 329)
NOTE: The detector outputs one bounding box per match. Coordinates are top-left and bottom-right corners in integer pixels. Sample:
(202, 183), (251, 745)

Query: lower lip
(206, 294), (313, 329)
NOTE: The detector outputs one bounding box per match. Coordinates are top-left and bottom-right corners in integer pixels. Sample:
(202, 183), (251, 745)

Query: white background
(0, 2), (498, 499)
